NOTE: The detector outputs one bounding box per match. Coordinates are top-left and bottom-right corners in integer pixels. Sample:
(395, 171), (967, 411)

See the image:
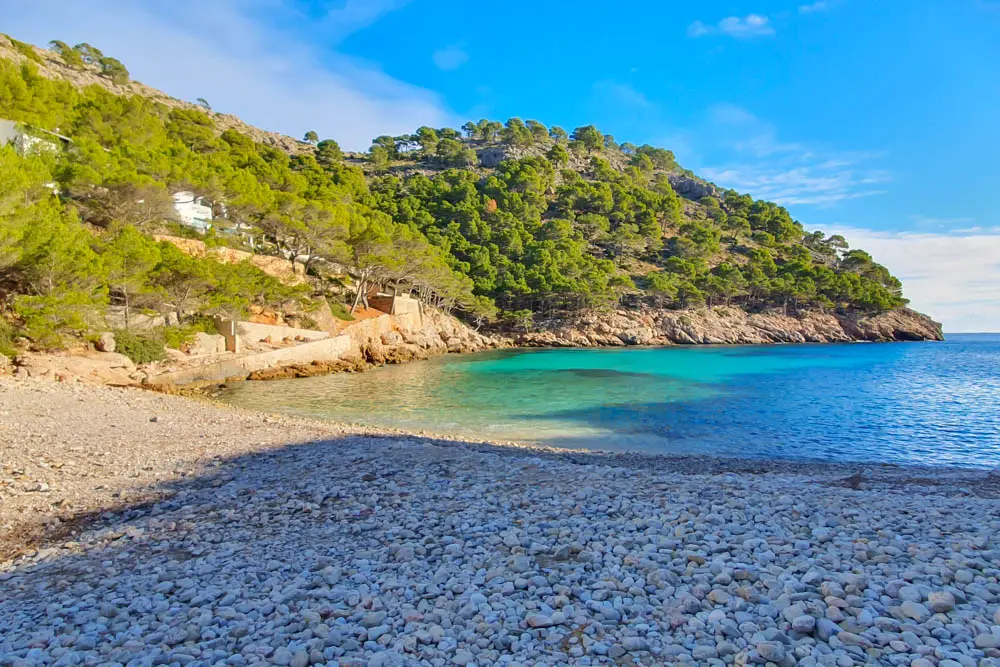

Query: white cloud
(699, 104), (890, 206)
(592, 81), (654, 109)
(689, 15), (776, 39)
(909, 214), (976, 229)
(2, 0), (454, 151)
(702, 162), (890, 206)
(432, 45), (469, 71)
(799, 1), (834, 13)
(828, 227), (1000, 332)
(321, 0), (413, 41)
(707, 104), (803, 156)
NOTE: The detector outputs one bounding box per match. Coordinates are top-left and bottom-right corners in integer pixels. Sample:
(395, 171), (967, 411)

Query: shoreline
(3, 374), (997, 563)
(3, 375), (1000, 665)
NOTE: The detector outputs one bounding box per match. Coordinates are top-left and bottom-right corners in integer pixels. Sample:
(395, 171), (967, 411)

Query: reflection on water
(219, 335), (1000, 468)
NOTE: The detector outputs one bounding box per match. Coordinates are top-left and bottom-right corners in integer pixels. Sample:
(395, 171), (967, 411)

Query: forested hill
(0, 34), (919, 346)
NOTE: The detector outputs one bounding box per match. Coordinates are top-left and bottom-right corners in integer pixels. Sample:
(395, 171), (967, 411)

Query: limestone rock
(96, 331), (116, 353)
(14, 352), (137, 386)
(185, 332), (227, 356)
(518, 306), (943, 348)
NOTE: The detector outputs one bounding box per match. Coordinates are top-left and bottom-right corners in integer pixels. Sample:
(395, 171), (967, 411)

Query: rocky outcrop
(242, 308), (503, 382)
(12, 351), (143, 386)
(518, 307), (944, 347)
(668, 174), (719, 201)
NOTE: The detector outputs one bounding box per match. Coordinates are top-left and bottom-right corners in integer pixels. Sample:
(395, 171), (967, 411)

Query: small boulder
(381, 330), (404, 345)
(927, 591), (956, 613)
(96, 331), (116, 353)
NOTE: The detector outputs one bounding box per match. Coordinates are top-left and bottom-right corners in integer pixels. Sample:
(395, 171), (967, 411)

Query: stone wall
(232, 321), (330, 344)
(149, 335), (353, 386)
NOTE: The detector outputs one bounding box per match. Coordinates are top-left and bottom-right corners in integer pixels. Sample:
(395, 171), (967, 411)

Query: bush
(114, 329), (166, 363)
(8, 37), (42, 64)
(161, 316), (216, 350)
(0, 316), (18, 359)
(328, 300), (355, 321)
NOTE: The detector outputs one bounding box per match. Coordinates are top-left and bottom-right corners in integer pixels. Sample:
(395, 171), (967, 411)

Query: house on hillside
(0, 118), (72, 156)
(171, 191), (215, 232)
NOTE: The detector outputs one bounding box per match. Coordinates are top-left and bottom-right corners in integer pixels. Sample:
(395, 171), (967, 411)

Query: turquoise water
(219, 334), (1000, 468)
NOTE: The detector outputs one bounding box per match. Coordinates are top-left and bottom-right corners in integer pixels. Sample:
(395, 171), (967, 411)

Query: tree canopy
(0, 45), (909, 352)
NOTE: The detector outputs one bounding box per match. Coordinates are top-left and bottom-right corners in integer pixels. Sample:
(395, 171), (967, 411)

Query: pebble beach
(2, 377), (1000, 667)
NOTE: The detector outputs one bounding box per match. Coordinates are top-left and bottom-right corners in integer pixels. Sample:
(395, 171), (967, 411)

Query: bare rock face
(519, 307), (943, 347)
(668, 174), (720, 201)
(13, 352), (140, 386)
(95, 332), (116, 353)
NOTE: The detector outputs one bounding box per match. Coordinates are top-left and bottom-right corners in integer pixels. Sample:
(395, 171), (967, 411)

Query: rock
(14, 351), (137, 386)
(526, 614), (553, 628)
(927, 590), (956, 613)
(756, 641), (786, 662)
(791, 615), (816, 633)
(900, 600), (931, 622)
(816, 618), (841, 641)
(976, 634), (1000, 649)
(186, 332), (227, 356)
(708, 589), (731, 605)
(381, 331), (404, 345)
(96, 331), (116, 353)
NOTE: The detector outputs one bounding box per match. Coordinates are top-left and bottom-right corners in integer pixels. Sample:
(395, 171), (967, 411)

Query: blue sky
(4, 0), (1000, 330)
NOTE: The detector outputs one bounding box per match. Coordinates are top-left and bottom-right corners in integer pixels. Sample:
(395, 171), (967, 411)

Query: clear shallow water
(219, 334), (1000, 468)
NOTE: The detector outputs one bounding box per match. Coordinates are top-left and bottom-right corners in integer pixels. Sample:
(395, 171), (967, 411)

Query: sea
(218, 333), (1000, 469)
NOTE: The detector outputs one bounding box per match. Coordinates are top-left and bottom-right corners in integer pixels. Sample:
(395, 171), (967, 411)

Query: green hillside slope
(0, 35), (915, 351)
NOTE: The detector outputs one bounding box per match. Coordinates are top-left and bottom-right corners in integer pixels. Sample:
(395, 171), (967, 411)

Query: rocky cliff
(518, 307), (944, 347)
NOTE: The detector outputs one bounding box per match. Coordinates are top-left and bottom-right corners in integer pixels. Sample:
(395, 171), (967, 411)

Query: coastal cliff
(519, 307), (943, 347)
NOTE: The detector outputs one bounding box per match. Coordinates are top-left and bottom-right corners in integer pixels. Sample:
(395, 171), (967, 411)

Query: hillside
(0, 35), (942, 356)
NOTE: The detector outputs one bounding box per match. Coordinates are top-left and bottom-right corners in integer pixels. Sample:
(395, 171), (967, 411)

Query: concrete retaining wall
(233, 321), (330, 344)
(149, 334), (352, 385)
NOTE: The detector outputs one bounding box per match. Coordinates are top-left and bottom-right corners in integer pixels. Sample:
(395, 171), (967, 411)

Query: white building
(171, 191), (214, 231)
(0, 118), (69, 156)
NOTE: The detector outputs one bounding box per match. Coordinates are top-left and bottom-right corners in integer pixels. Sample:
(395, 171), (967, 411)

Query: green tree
(571, 125), (604, 152)
(315, 138), (343, 166)
(98, 56), (129, 84)
(303, 130), (319, 144)
(48, 40), (84, 69)
(72, 43), (104, 64)
(102, 226), (161, 330)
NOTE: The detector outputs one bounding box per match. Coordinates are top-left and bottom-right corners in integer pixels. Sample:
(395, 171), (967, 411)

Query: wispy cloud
(688, 14), (776, 39)
(432, 45), (469, 71)
(798, 1), (836, 14)
(592, 80), (654, 109)
(910, 214), (977, 230)
(321, 0), (413, 43)
(708, 104), (803, 157)
(827, 226), (1000, 332)
(699, 104), (890, 206)
(702, 163), (890, 206)
(2, 0), (452, 151)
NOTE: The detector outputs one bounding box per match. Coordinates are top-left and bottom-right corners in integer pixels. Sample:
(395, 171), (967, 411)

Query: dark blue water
(220, 334), (1000, 468)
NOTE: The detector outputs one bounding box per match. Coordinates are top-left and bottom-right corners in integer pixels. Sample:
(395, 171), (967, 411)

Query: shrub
(8, 37), (42, 64)
(114, 329), (166, 364)
(0, 316), (18, 359)
(328, 300), (355, 321)
(161, 316), (216, 350)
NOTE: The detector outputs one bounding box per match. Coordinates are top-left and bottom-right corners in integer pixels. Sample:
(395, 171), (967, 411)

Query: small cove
(218, 334), (1000, 468)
